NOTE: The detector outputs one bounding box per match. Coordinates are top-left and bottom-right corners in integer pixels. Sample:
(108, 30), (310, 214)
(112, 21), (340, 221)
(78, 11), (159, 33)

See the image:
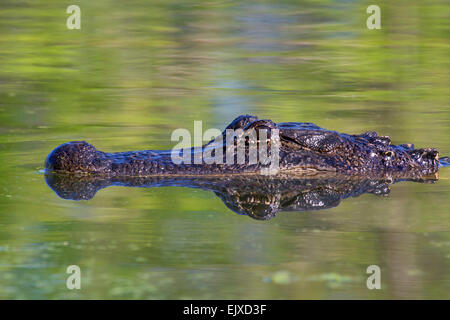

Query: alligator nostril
(45, 141), (99, 173)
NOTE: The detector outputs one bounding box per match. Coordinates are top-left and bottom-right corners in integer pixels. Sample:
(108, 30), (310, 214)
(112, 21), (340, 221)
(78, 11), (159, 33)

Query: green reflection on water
(0, 0), (449, 299)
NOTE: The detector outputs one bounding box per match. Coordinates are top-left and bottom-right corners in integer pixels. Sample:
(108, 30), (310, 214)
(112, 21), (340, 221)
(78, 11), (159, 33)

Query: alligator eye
(376, 136), (391, 146)
(384, 151), (394, 158)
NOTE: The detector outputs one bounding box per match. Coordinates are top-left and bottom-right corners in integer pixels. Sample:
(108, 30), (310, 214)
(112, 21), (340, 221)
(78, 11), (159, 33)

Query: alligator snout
(45, 141), (105, 173)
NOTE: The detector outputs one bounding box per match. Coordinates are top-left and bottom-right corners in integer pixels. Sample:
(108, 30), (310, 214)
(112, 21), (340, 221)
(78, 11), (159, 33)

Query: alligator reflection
(45, 173), (438, 220)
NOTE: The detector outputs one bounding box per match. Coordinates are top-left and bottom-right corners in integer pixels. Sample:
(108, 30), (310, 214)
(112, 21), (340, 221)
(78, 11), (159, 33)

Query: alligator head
(45, 114), (443, 177)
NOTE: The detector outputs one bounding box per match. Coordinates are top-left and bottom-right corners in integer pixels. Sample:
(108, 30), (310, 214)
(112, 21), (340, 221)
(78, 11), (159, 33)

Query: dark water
(0, 0), (449, 299)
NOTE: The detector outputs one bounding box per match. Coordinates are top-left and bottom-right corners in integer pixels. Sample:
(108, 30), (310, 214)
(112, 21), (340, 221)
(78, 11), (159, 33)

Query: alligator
(45, 172), (439, 220)
(45, 114), (445, 178)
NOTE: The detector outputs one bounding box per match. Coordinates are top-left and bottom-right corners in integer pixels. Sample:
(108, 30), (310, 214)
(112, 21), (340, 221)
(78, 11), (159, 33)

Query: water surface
(0, 0), (449, 299)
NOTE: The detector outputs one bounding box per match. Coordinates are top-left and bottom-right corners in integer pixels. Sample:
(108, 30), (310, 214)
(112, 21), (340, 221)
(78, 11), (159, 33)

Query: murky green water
(0, 0), (449, 299)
